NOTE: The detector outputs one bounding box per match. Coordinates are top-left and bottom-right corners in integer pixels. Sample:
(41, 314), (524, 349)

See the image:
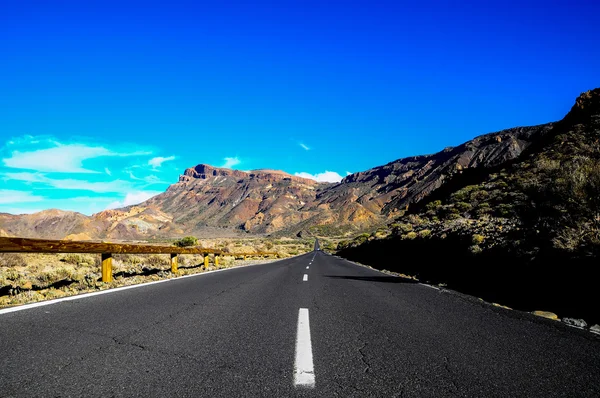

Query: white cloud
(127, 171), (165, 185)
(294, 171), (344, 183)
(148, 155), (176, 169)
(2, 141), (151, 173)
(0, 189), (44, 204)
(105, 167), (112, 176)
(105, 191), (162, 210)
(346, 171), (352, 175)
(221, 157), (240, 169)
(299, 143), (310, 151)
(3, 172), (133, 193)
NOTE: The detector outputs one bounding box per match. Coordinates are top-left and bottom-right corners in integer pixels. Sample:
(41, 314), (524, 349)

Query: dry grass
(0, 237), (312, 307)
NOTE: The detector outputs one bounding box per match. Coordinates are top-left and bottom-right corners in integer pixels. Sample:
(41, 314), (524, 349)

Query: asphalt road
(1, 251), (599, 397)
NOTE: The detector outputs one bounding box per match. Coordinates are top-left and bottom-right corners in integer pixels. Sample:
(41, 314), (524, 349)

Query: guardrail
(0, 237), (278, 283)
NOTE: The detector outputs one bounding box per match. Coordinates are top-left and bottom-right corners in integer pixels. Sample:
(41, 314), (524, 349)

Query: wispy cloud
(148, 155), (176, 169)
(294, 171), (344, 183)
(105, 191), (162, 210)
(0, 189), (44, 204)
(105, 167), (112, 176)
(299, 143), (310, 151)
(2, 140), (151, 173)
(221, 157), (240, 169)
(127, 171), (166, 185)
(3, 172), (134, 193)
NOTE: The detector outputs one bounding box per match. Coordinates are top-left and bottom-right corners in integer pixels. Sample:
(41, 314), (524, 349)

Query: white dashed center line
(294, 308), (315, 388)
(303, 274), (308, 282)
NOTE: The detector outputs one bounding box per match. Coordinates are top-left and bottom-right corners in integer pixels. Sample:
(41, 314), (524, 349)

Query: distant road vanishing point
(1, 250), (599, 397)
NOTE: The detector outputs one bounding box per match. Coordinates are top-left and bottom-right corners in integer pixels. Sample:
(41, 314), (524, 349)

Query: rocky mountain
(337, 89), (600, 324)
(0, 90), (592, 240)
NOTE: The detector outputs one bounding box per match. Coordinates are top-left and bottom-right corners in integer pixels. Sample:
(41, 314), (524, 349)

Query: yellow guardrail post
(101, 253), (113, 282)
(171, 253), (178, 273)
(204, 253), (209, 269)
(215, 255), (219, 267)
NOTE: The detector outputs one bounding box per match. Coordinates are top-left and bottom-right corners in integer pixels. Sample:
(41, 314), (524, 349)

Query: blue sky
(1, 0), (599, 215)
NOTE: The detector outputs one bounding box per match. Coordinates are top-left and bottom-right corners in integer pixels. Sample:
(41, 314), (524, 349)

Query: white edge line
(0, 259), (281, 316)
(303, 274), (308, 282)
(419, 283), (440, 290)
(294, 308), (315, 387)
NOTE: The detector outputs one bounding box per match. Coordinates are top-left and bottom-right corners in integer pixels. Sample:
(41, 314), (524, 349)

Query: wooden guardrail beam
(0, 237), (222, 255)
(0, 237), (279, 283)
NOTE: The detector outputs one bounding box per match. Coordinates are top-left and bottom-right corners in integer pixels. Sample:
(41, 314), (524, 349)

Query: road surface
(1, 251), (599, 397)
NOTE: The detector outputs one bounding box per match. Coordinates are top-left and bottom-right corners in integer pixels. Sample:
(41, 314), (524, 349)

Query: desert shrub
(146, 255), (168, 267)
(61, 253), (96, 266)
(469, 245), (482, 254)
(526, 155), (600, 252)
(418, 229), (432, 238)
(495, 203), (515, 218)
(471, 190), (489, 201)
(353, 233), (371, 246)
(35, 272), (56, 286)
(404, 232), (418, 240)
(44, 288), (66, 299)
(174, 236), (198, 247)
(452, 185), (480, 202)
(54, 267), (75, 280)
(393, 223), (413, 234)
(0, 253), (26, 268)
(61, 254), (84, 265)
(446, 213), (462, 220)
(425, 200), (442, 211)
(406, 214), (424, 225)
(116, 255), (143, 265)
(472, 234), (485, 245)
(455, 202), (472, 212)
(2, 268), (21, 281)
(475, 202), (492, 216)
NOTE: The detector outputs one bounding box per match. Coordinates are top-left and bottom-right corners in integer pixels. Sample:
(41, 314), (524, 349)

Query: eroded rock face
(317, 123), (553, 217)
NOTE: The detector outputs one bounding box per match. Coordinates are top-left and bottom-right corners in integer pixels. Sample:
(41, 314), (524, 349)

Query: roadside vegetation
(0, 236), (316, 307)
(337, 90), (600, 326)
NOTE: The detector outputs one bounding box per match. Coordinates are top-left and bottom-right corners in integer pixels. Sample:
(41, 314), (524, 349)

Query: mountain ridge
(1, 89), (595, 240)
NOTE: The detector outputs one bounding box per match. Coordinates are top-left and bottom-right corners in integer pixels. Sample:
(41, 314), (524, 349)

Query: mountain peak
(182, 164), (247, 180)
(565, 88), (600, 122)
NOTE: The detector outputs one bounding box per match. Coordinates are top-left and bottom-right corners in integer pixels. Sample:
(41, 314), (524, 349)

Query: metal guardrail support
(204, 254), (209, 269)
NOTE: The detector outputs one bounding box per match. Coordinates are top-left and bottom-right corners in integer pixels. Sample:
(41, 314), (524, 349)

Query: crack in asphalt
(443, 356), (461, 396)
(358, 341), (370, 373)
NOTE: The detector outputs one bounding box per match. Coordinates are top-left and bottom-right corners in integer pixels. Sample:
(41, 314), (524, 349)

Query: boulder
(562, 318), (587, 329)
(533, 311), (558, 320)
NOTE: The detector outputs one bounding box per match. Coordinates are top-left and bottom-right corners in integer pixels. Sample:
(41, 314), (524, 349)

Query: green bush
(472, 234), (485, 245)
(404, 232), (418, 240)
(418, 229), (432, 238)
(425, 200), (442, 211)
(174, 236), (198, 247)
(455, 202), (472, 212)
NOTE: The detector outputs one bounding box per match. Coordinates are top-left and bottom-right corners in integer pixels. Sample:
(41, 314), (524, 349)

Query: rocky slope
(337, 89), (600, 324)
(1, 90), (592, 240)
